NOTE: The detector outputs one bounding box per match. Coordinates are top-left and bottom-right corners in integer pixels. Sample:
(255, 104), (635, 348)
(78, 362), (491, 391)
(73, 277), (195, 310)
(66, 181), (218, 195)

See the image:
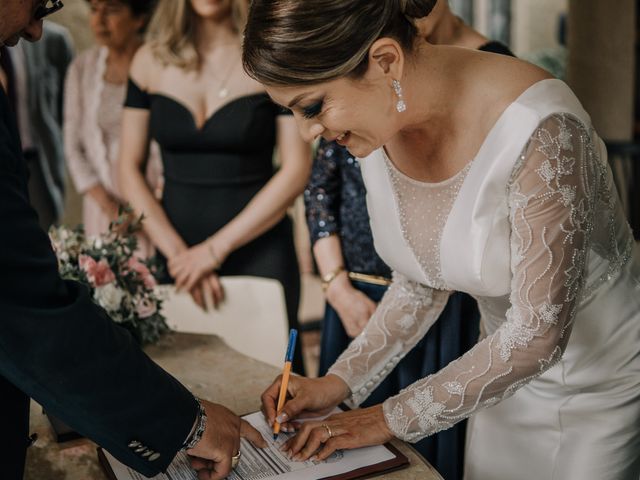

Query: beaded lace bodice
(328, 113), (635, 442)
(384, 153), (472, 290)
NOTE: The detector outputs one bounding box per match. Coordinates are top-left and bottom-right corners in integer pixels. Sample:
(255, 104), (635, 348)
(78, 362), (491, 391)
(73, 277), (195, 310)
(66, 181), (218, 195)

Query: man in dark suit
(0, 21), (73, 229)
(0, 3), (265, 480)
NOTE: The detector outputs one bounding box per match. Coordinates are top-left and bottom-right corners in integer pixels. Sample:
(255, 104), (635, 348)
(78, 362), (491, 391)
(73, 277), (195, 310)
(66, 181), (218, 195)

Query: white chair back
(158, 276), (289, 368)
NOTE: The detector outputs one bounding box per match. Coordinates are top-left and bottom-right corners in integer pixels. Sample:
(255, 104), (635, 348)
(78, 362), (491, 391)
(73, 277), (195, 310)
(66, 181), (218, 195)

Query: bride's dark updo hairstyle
(242, 0), (437, 86)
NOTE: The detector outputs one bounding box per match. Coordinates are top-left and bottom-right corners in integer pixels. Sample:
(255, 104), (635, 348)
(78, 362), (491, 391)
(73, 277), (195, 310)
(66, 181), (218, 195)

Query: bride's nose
(297, 117), (325, 143)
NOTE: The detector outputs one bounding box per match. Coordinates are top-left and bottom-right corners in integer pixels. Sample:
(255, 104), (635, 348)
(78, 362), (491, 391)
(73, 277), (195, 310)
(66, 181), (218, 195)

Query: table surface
(25, 332), (442, 480)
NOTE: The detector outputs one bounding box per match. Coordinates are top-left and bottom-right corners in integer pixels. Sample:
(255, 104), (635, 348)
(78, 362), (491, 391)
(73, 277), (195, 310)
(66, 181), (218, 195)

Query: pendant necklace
(216, 55), (240, 99)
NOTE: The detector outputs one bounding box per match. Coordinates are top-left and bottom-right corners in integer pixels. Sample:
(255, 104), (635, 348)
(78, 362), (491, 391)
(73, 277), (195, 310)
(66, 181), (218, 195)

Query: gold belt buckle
(347, 272), (392, 286)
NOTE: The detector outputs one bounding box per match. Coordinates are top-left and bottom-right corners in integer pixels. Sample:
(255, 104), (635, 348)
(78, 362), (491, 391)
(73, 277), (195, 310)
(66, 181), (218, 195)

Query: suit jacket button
(149, 453), (161, 462)
(142, 450), (153, 458)
(135, 446), (146, 453)
(128, 441), (140, 448)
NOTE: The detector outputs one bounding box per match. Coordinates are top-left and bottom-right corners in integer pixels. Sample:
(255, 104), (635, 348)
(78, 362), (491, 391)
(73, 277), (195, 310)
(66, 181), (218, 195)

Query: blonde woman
(118, 0), (310, 372)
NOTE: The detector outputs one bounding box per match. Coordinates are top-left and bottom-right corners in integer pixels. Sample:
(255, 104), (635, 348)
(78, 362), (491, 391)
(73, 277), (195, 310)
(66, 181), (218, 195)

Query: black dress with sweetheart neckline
(125, 81), (304, 373)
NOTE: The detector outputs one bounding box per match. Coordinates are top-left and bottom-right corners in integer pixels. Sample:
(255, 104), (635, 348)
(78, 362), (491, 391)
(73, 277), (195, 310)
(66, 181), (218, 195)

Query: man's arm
(0, 90), (196, 476)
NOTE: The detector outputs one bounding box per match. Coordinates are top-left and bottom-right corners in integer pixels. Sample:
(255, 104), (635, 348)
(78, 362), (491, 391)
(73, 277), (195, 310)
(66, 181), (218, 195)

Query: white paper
(103, 409), (397, 480)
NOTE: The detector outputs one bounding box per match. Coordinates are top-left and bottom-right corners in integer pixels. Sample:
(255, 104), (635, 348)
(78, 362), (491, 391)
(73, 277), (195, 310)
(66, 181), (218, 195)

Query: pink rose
(136, 297), (157, 319)
(80, 255), (115, 287)
(78, 254), (96, 272)
(127, 257), (157, 289)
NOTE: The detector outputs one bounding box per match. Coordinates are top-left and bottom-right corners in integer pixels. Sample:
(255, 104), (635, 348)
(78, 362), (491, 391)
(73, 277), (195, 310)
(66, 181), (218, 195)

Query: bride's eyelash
(302, 100), (324, 119)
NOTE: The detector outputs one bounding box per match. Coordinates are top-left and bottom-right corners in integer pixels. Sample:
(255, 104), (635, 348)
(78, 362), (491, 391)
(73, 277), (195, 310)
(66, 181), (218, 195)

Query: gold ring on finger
(231, 451), (241, 469)
(322, 423), (333, 440)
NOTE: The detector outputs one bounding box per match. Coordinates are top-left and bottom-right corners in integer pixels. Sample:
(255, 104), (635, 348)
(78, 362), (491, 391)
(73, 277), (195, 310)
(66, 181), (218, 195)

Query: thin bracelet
(321, 265), (346, 292)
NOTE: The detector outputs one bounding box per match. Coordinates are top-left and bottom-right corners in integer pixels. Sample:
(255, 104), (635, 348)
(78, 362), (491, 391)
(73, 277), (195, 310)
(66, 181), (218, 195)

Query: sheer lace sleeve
(381, 114), (600, 442)
(328, 273), (452, 407)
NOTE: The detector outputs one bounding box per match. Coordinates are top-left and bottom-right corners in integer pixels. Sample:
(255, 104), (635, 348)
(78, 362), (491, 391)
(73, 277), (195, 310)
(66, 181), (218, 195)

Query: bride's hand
(168, 241), (222, 292)
(261, 374), (350, 431)
(283, 405), (393, 462)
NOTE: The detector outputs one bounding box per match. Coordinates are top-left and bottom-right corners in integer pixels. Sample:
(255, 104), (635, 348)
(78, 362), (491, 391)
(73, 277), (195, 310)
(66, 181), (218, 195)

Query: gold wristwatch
(321, 265), (346, 292)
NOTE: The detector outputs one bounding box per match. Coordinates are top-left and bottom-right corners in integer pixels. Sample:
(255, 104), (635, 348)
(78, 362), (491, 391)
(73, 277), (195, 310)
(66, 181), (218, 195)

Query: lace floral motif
(328, 273), (452, 407)
(332, 114), (633, 443)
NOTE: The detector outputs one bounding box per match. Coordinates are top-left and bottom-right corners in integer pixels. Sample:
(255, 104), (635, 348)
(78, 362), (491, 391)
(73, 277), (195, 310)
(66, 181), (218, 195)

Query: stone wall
(51, 0), (93, 52)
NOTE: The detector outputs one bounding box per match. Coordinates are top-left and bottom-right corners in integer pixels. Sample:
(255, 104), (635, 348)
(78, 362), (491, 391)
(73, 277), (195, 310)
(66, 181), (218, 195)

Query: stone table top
(25, 332), (442, 480)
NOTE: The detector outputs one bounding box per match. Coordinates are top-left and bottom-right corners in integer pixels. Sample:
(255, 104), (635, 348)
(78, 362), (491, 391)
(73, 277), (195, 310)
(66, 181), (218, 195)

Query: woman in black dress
(118, 0), (310, 372)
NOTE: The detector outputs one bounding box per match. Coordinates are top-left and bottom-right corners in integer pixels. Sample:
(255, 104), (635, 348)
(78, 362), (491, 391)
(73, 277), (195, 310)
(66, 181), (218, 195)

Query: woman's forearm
(211, 160), (310, 260)
(313, 235), (346, 278)
(119, 162), (186, 259)
(117, 104), (187, 260)
(86, 184), (118, 213)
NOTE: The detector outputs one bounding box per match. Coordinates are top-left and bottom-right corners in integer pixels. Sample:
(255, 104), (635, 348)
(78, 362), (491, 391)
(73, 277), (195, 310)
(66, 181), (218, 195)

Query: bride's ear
(365, 38), (405, 82)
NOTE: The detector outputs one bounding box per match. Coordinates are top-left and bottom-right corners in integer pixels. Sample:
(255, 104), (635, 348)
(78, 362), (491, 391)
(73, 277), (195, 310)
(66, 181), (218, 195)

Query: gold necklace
(216, 55), (240, 99)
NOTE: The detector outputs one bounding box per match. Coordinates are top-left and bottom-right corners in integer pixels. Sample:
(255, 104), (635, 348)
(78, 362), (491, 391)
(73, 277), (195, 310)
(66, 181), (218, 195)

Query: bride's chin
(346, 143), (378, 159)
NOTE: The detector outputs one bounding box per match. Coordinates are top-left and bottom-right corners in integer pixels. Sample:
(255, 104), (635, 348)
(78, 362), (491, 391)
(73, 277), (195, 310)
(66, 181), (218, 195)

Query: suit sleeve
(0, 91), (197, 476)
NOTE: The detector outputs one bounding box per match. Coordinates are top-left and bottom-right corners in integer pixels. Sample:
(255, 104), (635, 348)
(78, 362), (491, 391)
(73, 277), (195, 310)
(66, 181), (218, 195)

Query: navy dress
(305, 41), (513, 480)
(125, 82), (304, 373)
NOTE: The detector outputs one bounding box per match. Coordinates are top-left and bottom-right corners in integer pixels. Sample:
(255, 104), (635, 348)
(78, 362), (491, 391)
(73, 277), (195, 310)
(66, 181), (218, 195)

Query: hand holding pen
(260, 330), (351, 439)
(273, 329), (298, 439)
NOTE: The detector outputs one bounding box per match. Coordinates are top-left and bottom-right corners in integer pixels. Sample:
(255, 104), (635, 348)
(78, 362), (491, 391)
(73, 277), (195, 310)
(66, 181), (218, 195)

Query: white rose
(94, 283), (125, 315)
(135, 297), (157, 319)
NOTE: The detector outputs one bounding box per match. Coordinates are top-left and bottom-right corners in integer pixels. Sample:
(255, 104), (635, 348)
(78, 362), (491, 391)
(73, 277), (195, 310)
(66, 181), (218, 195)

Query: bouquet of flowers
(49, 210), (168, 345)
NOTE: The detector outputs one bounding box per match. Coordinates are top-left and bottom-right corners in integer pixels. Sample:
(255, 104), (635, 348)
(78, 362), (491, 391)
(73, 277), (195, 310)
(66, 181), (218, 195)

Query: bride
(243, 0), (640, 479)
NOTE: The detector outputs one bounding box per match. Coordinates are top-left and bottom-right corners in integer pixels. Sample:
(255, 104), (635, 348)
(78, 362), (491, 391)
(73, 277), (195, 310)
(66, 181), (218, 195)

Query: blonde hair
(146, 0), (247, 70)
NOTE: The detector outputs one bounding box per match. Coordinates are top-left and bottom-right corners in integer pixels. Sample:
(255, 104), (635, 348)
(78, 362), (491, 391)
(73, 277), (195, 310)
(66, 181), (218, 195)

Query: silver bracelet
(182, 397), (207, 451)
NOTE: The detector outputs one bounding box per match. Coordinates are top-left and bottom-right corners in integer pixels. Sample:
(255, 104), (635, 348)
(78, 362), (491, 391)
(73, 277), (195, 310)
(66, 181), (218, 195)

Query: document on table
(99, 409), (408, 480)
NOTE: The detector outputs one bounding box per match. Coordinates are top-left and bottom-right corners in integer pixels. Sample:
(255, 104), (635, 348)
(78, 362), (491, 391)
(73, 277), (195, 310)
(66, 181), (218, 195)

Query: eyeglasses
(34, 0), (64, 20)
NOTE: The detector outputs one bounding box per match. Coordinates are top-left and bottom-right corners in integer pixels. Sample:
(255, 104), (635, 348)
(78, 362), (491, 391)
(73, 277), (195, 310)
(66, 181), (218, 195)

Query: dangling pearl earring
(392, 79), (407, 113)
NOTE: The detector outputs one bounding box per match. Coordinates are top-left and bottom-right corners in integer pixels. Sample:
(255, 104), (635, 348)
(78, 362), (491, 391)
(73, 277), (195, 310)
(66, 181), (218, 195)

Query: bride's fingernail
(276, 413), (288, 423)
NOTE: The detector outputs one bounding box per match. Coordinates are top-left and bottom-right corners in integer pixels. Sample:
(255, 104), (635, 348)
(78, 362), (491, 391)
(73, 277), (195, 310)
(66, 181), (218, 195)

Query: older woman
(118, 0), (311, 373)
(305, 2), (512, 477)
(246, 1), (640, 479)
(65, 0), (161, 252)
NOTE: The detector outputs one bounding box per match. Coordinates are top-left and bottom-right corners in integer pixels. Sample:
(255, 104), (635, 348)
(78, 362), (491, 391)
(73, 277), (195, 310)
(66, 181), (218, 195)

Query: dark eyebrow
(287, 93), (310, 109)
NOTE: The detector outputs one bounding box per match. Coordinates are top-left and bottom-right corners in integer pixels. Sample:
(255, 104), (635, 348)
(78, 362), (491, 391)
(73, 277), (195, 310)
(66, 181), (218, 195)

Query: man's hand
(187, 400), (267, 480)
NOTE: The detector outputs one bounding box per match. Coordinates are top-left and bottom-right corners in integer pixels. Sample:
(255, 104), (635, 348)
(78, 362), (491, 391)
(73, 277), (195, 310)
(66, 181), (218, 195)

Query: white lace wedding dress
(327, 79), (640, 480)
